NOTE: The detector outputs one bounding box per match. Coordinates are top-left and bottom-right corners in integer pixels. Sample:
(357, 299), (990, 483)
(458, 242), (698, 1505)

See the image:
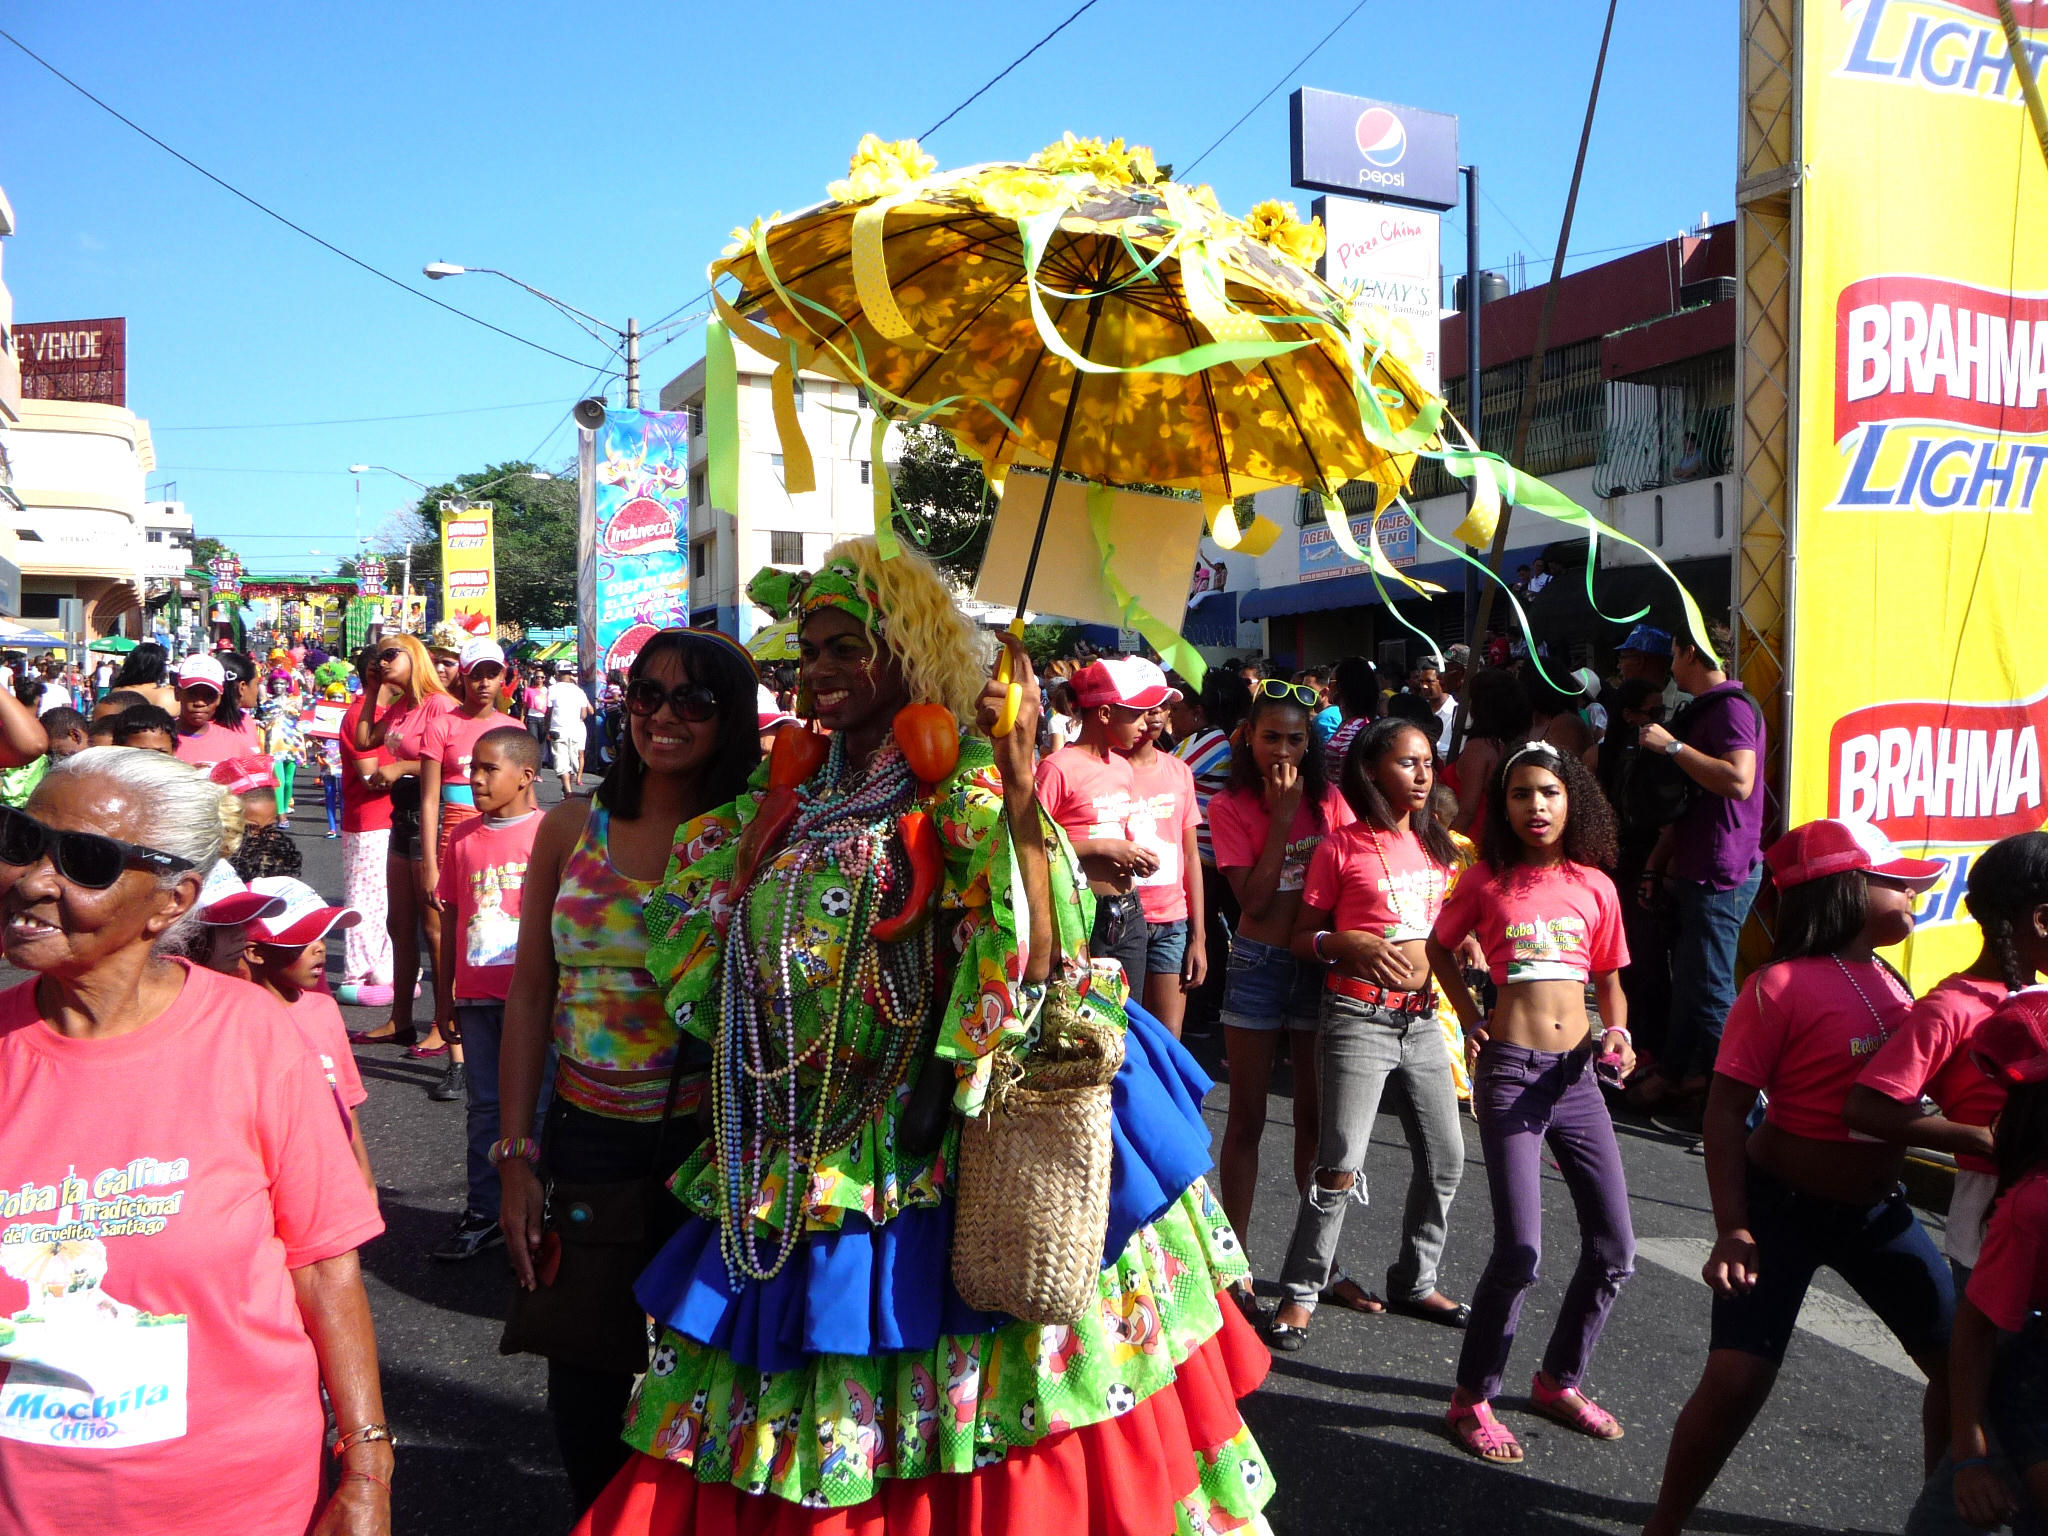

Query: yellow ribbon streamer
(769, 351), (816, 495)
(871, 415), (901, 559)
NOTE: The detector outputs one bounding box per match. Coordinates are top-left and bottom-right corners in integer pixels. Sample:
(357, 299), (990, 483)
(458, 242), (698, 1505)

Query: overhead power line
(155, 397), (586, 432)
(1180, 0), (1372, 178)
(0, 26), (606, 373)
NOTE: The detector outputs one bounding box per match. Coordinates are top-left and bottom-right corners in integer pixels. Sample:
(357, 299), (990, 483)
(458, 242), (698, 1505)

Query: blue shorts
(1710, 1163), (1954, 1365)
(1145, 919), (1189, 975)
(1218, 935), (1321, 1032)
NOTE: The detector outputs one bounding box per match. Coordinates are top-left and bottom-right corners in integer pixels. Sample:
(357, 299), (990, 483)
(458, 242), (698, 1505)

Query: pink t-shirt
(434, 811), (541, 1002)
(421, 707), (509, 788)
(1856, 972), (2010, 1175)
(1965, 1168), (2048, 1331)
(1306, 822), (1450, 941)
(1124, 750), (1200, 923)
(1432, 860), (1629, 986)
(0, 963), (382, 1535)
(1035, 747), (1138, 851)
(171, 723), (252, 767)
(382, 692), (456, 763)
(1716, 955), (1913, 1141)
(1208, 785), (1355, 895)
(285, 989), (367, 1112)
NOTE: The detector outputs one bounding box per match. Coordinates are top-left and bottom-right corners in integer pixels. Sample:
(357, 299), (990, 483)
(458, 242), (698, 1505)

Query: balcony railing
(1589, 351), (1733, 497)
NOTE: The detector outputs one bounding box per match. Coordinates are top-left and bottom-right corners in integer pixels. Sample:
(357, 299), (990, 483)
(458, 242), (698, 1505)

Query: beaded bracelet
(487, 1136), (538, 1167)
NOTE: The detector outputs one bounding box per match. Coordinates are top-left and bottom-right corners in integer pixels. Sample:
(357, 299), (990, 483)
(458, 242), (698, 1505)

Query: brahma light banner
(1792, 0), (2048, 986)
(438, 499), (497, 633)
(576, 409), (690, 679)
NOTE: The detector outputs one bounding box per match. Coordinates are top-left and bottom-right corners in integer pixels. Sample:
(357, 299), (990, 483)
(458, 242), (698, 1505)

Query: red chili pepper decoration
(871, 810), (942, 943)
(892, 703), (959, 789)
(731, 727), (829, 891)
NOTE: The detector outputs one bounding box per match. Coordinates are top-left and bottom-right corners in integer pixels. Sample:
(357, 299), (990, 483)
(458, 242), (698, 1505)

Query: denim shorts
(1710, 1162), (1954, 1365)
(1218, 935), (1322, 1032)
(1146, 919), (1189, 974)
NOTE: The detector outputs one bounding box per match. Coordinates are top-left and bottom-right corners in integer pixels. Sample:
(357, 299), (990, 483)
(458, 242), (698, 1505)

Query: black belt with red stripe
(1325, 973), (1436, 1015)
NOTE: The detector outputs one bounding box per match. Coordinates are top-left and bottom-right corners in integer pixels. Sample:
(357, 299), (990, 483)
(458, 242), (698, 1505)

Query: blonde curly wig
(819, 537), (994, 725)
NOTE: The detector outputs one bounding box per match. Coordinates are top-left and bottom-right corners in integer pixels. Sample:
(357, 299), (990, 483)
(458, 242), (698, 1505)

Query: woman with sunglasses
(580, 541), (1269, 1536)
(494, 628), (762, 1511)
(347, 632), (455, 1053)
(0, 748), (390, 1536)
(417, 639), (512, 1100)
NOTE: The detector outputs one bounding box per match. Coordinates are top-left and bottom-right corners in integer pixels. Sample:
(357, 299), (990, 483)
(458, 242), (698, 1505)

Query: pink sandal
(1530, 1372), (1624, 1440)
(1446, 1392), (1523, 1464)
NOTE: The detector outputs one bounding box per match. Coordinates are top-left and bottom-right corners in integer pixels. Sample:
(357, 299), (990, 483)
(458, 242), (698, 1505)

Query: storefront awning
(1237, 545), (1547, 620)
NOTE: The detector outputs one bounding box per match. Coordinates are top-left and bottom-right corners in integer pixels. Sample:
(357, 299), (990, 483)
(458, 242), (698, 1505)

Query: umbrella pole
(1014, 287), (1108, 617)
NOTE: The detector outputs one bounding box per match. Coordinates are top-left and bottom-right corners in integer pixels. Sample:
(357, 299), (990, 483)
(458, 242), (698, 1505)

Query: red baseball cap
(1971, 990), (2048, 1087)
(210, 754), (278, 798)
(1765, 819), (1944, 892)
(1070, 657), (1179, 711)
(194, 863), (287, 928)
(245, 877), (361, 946)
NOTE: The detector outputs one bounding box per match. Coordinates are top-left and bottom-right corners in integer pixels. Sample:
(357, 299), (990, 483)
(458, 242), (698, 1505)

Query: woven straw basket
(951, 997), (1126, 1325)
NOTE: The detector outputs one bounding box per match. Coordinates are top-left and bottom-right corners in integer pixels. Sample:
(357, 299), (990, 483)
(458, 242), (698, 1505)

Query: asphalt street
(136, 785), (1950, 1534)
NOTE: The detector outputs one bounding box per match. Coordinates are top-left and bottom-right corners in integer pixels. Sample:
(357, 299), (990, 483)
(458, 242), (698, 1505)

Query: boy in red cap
(1033, 657), (1175, 989)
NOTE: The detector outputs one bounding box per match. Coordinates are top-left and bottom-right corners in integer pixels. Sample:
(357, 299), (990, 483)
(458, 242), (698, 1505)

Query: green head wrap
(746, 560), (884, 635)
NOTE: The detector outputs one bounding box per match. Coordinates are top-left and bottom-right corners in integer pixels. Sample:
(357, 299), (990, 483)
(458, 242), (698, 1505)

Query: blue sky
(4, 0), (1735, 571)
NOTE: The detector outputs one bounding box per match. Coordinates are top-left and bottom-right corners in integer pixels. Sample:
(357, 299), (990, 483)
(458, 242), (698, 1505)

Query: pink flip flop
(407, 1040), (449, 1059)
(1530, 1373), (1624, 1440)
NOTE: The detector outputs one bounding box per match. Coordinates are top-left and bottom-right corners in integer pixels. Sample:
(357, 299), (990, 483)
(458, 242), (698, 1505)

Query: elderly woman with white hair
(0, 748), (389, 1536)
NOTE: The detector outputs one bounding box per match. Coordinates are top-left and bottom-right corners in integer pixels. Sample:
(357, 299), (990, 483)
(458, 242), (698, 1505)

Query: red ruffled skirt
(576, 1297), (1270, 1536)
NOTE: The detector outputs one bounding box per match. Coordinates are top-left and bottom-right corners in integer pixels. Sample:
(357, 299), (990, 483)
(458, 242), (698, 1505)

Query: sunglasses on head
(0, 805), (195, 890)
(626, 678), (720, 722)
(1254, 679), (1320, 709)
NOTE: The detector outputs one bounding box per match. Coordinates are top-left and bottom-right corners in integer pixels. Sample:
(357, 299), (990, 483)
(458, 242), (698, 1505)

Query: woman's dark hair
(112, 642), (169, 689)
(1341, 717), (1456, 868)
(1965, 831), (2048, 990)
(1385, 692), (1437, 737)
(595, 631), (762, 820)
(1523, 667), (1585, 722)
(1465, 667), (1531, 745)
(1994, 1078), (2048, 1196)
(214, 651), (254, 729)
(1225, 694), (1327, 813)
(12, 674), (40, 709)
(1480, 741), (1619, 872)
(1198, 670), (1252, 737)
(1330, 656), (1380, 723)
(231, 821), (303, 882)
(1769, 870), (1869, 961)
(111, 703), (176, 743)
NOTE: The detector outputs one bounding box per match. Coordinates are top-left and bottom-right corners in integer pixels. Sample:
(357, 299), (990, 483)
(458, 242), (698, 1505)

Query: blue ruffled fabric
(1105, 1000), (1215, 1261)
(636, 999), (1217, 1372)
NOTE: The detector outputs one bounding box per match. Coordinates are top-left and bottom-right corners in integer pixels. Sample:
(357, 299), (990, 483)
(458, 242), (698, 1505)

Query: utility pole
(626, 317), (641, 409)
(1460, 163), (1483, 671)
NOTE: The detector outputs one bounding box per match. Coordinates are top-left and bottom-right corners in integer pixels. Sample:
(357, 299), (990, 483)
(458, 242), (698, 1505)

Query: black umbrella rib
(1154, 268), (1240, 502)
(734, 210), (1022, 310)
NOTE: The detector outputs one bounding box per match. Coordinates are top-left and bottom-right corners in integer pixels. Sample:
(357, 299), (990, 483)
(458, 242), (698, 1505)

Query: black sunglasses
(377, 647), (404, 663)
(0, 805), (196, 890)
(626, 678), (720, 722)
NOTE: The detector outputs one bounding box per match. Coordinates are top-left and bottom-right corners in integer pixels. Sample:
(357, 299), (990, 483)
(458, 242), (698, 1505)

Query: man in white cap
(1034, 656), (1177, 987)
(543, 660), (593, 797)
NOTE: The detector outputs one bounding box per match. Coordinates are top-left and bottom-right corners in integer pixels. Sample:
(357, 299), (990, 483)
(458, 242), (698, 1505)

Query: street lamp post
(423, 264), (641, 407)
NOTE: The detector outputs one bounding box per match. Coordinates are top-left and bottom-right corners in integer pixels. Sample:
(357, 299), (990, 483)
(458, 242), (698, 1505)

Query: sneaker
(429, 1210), (504, 1262)
(429, 1060), (468, 1103)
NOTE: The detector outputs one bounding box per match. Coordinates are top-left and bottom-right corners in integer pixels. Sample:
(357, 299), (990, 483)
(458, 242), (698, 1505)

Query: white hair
(35, 749), (243, 952)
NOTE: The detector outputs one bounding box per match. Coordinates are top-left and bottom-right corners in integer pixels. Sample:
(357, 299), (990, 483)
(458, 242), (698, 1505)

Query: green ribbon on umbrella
(1085, 484), (1207, 690)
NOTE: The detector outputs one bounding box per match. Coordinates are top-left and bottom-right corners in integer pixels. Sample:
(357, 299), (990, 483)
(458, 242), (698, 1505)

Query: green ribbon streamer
(704, 319), (740, 519)
(1085, 484), (1207, 690)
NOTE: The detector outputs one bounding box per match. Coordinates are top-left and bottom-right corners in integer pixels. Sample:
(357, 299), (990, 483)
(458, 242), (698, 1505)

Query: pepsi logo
(1355, 107), (1407, 168)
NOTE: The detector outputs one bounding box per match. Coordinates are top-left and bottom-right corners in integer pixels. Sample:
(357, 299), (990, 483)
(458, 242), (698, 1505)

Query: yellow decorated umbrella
(709, 135), (1447, 633)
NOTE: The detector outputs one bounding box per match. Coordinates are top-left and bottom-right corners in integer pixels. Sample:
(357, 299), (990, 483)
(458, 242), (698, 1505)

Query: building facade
(1219, 225), (1739, 676)
(6, 398), (154, 638)
(659, 337), (897, 638)
(140, 498), (195, 581)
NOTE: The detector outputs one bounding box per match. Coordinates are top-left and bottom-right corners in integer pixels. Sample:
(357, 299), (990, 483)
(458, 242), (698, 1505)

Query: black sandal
(1388, 1294), (1472, 1329)
(1264, 1318), (1310, 1352)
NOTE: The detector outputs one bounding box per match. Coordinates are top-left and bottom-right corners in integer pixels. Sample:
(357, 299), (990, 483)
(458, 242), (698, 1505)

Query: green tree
(888, 424), (994, 584)
(369, 460), (577, 631)
(191, 536), (237, 572)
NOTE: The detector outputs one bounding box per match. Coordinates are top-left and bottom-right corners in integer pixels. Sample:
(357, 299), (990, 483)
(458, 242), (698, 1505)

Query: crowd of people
(0, 575), (2040, 1536)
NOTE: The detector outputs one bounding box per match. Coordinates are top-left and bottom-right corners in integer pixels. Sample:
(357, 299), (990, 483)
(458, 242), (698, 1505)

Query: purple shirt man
(1669, 680), (1767, 888)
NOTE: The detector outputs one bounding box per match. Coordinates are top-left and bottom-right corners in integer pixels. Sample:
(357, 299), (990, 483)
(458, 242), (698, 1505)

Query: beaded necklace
(1832, 954), (1907, 1046)
(1367, 820), (1445, 939)
(711, 732), (935, 1284)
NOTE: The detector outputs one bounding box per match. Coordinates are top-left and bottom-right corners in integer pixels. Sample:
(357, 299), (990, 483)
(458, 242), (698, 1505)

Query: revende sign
(1831, 692), (2045, 842)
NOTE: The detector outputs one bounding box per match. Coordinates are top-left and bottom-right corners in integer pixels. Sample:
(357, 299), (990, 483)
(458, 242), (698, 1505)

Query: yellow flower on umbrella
(974, 167), (1068, 223)
(1244, 200), (1326, 266)
(827, 134), (938, 205)
(1031, 132), (1157, 184)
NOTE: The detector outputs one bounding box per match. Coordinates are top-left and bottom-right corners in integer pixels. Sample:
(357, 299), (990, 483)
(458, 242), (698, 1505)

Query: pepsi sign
(1290, 88), (1460, 212)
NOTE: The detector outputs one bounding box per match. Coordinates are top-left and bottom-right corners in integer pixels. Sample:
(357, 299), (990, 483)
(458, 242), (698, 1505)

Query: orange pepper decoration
(892, 703), (959, 788)
(732, 727), (830, 892)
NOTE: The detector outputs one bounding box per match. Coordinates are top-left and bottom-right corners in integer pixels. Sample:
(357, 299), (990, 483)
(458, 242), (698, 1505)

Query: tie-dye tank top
(550, 805), (676, 1114)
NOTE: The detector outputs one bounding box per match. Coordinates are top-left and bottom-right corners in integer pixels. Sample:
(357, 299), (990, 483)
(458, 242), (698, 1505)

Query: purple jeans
(1456, 1039), (1636, 1399)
